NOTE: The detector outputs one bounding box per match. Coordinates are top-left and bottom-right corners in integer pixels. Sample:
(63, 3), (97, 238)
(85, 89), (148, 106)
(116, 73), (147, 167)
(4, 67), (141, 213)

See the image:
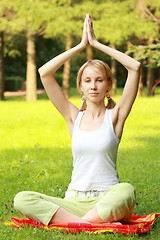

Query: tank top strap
(105, 108), (112, 125)
(105, 108), (119, 141)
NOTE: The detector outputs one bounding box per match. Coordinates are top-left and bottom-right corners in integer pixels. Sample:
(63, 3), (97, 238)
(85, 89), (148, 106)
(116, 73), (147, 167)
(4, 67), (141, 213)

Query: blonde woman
(14, 14), (141, 225)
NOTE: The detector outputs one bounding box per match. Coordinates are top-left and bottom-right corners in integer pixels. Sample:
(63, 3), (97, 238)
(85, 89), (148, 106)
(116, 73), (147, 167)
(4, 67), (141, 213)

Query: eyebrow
(82, 75), (105, 79)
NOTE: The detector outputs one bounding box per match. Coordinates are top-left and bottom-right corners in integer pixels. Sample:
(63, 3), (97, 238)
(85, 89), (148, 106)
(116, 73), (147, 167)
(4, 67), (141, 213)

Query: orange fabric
(5, 213), (160, 235)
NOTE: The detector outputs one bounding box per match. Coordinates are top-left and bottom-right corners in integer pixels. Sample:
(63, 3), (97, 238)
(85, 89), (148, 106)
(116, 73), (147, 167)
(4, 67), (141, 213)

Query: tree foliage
(1, 0), (160, 100)
(126, 43), (160, 68)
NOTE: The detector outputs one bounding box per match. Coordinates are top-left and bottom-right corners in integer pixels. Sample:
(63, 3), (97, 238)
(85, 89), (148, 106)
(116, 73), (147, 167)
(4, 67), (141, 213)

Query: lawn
(0, 91), (160, 239)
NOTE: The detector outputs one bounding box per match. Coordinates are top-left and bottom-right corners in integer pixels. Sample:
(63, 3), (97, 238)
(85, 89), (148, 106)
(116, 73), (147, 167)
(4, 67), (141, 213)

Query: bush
(5, 76), (25, 91)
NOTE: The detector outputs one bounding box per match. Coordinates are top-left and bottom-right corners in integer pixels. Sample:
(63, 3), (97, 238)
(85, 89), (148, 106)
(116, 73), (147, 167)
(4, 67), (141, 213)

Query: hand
(86, 14), (97, 46)
(80, 14), (89, 48)
(106, 97), (116, 109)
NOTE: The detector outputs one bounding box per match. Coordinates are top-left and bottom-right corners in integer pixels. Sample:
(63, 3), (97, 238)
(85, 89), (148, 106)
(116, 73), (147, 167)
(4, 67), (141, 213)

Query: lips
(89, 92), (99, 96)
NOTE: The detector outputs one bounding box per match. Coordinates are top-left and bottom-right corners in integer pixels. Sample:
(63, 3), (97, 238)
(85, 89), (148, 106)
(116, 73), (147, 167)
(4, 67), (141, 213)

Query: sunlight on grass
(0, 93), (160, 239)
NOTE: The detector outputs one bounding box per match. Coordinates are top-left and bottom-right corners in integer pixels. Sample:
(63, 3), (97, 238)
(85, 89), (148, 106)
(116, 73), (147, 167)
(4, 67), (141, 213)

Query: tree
(42, 0), (109, 97)
(0, 32), (4, 100)
(93, 0), (141, 94)
(142, 0), (160, 26)
(43, 0), (83, 97)
(63, 35), (72, 98)
(14, 0), (47, 101)
(127, 0), (160, 95)
(0, 0), (47, 101)
(111, 45), (117, 96)
(26, 30), (37, 101)
(0, 0), (17, 100)
(126, 42), (160, 95)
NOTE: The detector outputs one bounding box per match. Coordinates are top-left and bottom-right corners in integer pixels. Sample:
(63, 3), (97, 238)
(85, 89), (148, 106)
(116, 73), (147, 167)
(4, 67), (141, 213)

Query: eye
(84, 78), (91, 82)
(97, 79), (103, 82)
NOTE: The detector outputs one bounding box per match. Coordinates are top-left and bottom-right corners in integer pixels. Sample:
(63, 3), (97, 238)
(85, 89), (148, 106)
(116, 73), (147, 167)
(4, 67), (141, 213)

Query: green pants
(14, 183), (136, 225)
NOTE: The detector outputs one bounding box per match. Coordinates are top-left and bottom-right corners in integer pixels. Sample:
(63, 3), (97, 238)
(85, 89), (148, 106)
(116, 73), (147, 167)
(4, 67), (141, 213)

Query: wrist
(79, 42), (87, 50)
(90, 39), (98, 48)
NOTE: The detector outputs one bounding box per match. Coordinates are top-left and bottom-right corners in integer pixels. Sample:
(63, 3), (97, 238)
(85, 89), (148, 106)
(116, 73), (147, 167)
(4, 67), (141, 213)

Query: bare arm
(38, 16), (88, 135)
(87, 14), (141, 138)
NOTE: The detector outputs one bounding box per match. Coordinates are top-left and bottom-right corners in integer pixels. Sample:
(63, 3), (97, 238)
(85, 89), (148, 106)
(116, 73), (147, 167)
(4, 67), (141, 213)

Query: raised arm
(86, 14), (141, 138)
(38, 16), (88, 135)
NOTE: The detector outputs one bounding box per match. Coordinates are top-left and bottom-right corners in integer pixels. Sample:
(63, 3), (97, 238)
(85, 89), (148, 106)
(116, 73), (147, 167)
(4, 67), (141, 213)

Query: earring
(106, 91), (111, 100)
(79, 95), (87, 111)
(82, 95), (86, 101)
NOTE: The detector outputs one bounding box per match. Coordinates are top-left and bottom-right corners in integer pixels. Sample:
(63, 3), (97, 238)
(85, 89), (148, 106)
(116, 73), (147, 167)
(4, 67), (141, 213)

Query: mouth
(89, 92), (99, 96)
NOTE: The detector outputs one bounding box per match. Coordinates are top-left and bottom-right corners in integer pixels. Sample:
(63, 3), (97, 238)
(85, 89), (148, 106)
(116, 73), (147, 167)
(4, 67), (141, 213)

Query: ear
(108, 79), (112, 91)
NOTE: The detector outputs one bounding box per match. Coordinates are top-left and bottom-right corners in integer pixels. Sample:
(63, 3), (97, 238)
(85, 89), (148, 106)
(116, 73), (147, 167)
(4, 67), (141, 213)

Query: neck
(85, 101), (106, 118)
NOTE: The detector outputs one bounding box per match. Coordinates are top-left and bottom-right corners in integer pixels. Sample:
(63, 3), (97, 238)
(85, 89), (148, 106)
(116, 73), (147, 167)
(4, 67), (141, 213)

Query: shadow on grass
(4, 88), (81, 102)
(4, 93), (49, 101)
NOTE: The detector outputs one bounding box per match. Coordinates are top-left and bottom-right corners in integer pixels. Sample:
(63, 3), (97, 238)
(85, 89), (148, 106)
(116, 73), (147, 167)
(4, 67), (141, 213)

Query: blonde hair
(77, 59), (112, 94)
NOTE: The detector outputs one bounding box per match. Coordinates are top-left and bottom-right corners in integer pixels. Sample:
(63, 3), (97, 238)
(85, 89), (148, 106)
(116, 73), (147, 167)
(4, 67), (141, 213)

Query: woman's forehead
(82, 66), (106, 77)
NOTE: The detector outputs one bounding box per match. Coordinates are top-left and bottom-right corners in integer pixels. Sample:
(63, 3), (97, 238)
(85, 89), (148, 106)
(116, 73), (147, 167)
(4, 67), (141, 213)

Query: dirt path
(4, 89), (45, 97)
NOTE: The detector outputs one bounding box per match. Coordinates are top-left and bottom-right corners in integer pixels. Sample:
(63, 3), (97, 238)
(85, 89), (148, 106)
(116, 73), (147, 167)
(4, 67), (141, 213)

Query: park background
(0, 0), (160, 239)
(0, 0), (160, 99)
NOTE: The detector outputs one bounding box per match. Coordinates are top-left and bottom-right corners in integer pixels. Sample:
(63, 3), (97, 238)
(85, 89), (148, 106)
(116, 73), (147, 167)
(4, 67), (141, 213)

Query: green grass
(0, 91), (160, 239)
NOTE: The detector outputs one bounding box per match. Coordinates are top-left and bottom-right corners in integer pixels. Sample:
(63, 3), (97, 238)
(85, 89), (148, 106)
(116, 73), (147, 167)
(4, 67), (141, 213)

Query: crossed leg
(50, 183), (136, 224)
(49, 206), (125, 224)
(14, 183), (136, 225)
(49, 207), (89, 224)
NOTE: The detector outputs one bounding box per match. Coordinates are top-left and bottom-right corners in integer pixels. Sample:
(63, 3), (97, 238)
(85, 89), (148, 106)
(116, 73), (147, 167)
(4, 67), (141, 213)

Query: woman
(14, 14), (141, 225)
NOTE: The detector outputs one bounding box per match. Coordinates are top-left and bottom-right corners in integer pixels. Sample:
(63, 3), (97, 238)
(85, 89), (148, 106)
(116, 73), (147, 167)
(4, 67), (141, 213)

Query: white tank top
(68, 109), (120, 191)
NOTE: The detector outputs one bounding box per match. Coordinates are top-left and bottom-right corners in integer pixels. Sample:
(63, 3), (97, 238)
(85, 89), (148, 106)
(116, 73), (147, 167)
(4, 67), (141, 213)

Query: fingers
(83, 14), (88, 33)
(86, 13), (92, 30)
(83, 18), (87, 32)
(80, 14), (89, 47)
(85, 14), (91, 35)
(86, 13), (94, 36)
(85, 13), (96, 46)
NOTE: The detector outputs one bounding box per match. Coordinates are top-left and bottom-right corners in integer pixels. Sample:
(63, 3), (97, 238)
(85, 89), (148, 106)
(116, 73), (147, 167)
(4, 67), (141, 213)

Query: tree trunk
(147, 58), (155, 96)
(0, 32), (4, 100)
(136, 0), (145, 19)
(111, 58), (117, 96)
(110, 44), (117, 96)
(138, 65), (143, 96)
(147, 38), (155, 96)
(86, 45), (93, 60)
(62, 35), (72, 98)
(26, 30), (37, 101)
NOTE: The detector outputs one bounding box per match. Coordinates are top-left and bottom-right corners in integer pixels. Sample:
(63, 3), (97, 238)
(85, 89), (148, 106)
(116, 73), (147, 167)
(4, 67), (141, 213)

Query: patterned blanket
(5, 213), (160, 235)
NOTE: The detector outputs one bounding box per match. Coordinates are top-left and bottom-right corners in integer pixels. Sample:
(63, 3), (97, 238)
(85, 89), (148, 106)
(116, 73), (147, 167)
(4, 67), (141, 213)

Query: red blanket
(5, 213), (160, 235)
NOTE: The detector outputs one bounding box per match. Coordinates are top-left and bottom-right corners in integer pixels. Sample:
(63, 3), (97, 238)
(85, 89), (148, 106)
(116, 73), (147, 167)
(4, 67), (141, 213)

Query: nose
(90, 81), (97, 90)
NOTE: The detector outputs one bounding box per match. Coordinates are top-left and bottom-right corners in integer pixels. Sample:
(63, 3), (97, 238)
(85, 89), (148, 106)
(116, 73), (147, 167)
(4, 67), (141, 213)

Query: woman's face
(80, 66), (111, 103)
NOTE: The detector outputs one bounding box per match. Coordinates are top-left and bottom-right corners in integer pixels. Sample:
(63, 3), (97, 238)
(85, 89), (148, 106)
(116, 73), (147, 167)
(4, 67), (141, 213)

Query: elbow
(38, 67), (42, 75)
(38, 67), (48, 81)
(38, 67), (44, 79)
(135, 61), (141, 72)
(38, 66), (55, 80)
(127, 61), (142, 73)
